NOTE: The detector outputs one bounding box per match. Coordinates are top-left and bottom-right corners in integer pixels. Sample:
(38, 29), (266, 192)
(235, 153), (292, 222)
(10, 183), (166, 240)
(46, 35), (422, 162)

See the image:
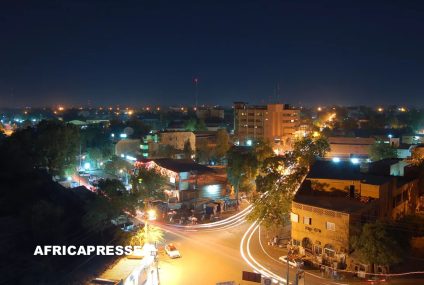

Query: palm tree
(130, 224), (164, 247)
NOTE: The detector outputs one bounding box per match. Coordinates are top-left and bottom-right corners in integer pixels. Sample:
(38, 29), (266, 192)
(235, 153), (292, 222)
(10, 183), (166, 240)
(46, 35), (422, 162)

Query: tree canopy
(226, 147), (258, 197)
(183, 139), (194, 159)
(131, 167), (167, 202)
(247, 137), (330, 227)
(351, 221), (404, 269)
(370, 141), (398, 161)
(4, 120), (80, 176)
(215, 129), (230, 160)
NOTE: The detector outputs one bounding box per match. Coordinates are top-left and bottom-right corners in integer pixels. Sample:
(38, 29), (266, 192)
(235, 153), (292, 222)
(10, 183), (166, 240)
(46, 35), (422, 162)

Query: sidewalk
(258, 226), (367, 284)
(164, 198), (250, 225)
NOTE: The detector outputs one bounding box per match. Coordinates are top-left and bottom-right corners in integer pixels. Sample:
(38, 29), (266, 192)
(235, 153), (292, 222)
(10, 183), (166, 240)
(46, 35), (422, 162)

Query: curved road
(152, 208), (422, 285)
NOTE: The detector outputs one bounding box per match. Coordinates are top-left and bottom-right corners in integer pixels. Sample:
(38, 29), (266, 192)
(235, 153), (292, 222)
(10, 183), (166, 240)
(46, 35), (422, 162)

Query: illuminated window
(304, 217), (312, 225)
(326, 222), (335, 231)
(290, 213), (299, 223)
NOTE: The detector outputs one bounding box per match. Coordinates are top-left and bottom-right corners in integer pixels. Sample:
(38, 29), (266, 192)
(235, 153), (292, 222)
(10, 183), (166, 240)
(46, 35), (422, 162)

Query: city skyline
(1, 0), (424, 107)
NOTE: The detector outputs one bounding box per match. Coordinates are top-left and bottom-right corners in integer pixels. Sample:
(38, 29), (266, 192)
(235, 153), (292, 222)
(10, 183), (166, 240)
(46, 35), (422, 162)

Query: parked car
(165, 244), (181, 258)
(279, 255), (304, 268)
(120, 222), (135, 232)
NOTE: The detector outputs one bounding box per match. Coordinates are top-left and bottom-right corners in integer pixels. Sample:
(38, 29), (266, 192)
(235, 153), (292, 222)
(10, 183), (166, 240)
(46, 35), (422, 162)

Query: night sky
(1, 0), (423, 107)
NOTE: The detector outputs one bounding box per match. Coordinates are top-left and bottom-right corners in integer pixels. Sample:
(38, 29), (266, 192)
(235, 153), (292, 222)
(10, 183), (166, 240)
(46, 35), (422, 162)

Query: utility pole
(79, 143), (82, 186)
(286, 248), (294, 285)
(193, 77), (199, 109)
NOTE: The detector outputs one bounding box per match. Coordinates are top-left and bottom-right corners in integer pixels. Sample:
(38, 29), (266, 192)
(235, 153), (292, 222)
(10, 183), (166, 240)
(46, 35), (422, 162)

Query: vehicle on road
(78, 171), (90, 177)
(366, 275), (387, 283)
(165, 244), (181, 258)
(279, 255), (304, 268)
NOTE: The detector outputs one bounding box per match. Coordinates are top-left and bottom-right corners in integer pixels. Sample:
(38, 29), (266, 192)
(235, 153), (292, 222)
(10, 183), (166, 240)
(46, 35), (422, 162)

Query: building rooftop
(307, 160), (392, 185)
(294, 182), (372, 213)
(328, 136), (375, 145)
(367, 158), (402, 176)
(99, 257), (141, 283)
(139, 158), (215, 173)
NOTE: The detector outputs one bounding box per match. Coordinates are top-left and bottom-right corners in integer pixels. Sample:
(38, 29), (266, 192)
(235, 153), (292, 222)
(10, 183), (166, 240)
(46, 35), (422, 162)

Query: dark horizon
(1, 0), (424, 108)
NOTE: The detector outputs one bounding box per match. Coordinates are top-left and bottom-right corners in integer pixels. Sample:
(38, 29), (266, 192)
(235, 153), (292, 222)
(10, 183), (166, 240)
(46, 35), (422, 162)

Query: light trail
(257, 226), (349, 285)
(240, 221), (287, 285)
(168, 204), (253, 230)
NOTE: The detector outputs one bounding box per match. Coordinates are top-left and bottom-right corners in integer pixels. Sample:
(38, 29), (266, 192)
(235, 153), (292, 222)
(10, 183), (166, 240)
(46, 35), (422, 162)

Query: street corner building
(290, 159), (419, 273)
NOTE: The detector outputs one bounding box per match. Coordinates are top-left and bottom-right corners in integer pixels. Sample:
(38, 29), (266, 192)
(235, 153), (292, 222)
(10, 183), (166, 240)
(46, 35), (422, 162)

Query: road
(153, 211), (424, 285)
(158, 223), (250, 285)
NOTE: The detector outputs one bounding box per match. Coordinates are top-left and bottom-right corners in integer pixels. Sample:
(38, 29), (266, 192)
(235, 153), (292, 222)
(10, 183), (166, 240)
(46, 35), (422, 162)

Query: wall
(115, 139), (141, 156)
(309, 178), (381, 199)
(160, 132), (196, 151)
(326, 137), (375, 158)
(392, 179), (419, 219)
(291, 202), (351, 256)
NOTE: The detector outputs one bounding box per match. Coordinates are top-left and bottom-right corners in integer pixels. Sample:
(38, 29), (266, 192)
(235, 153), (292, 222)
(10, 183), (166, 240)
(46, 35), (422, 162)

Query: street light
(144, 209), (161, 285)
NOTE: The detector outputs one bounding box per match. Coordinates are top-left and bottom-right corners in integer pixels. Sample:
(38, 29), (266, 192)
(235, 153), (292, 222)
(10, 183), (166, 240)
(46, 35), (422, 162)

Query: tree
(196, 139), (214, 164)
(131, 167), (167, 201)
(184, 117), (197, 131)
(80, 126), (113, 162)
(341, 117), (358, 132)
(195, 119), (207, 131)
(110, 118), (150, 139)
(183, 139), (194, 159)
(247, 154), (307, 227)
(215, 129), (230, 161)
(6, 120), (80, 176)
(247, 137), (329, 227)
(125, 119), (150, 138)
(227, 147), (258, 199)
(130, 225), (164, 247)
(105, 155), (133, 175)
(370, 141), (397, 161)
(253, 140), (274, 168)
(98, 179), (136, 213)
(87, 147), (104, 169)
(351, 221), (404, 271)
(292, 137), (330, 167)
(83, 179), (136, 233)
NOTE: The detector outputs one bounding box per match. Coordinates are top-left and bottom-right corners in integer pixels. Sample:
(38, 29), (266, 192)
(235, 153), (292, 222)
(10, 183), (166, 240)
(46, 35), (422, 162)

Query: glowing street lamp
(147, 209), (157, 221)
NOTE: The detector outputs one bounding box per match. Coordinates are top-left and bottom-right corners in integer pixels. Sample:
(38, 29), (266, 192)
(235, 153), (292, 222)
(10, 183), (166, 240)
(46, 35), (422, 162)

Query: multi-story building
(233, 102), (300, 151)
(134, 158), (226, 202)
(290, 160), (419, 272)
(196, 107), (225, 120)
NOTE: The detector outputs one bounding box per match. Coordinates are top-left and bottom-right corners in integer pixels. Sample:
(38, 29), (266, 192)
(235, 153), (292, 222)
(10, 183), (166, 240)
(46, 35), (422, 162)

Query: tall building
(233, 102), (300, 151)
